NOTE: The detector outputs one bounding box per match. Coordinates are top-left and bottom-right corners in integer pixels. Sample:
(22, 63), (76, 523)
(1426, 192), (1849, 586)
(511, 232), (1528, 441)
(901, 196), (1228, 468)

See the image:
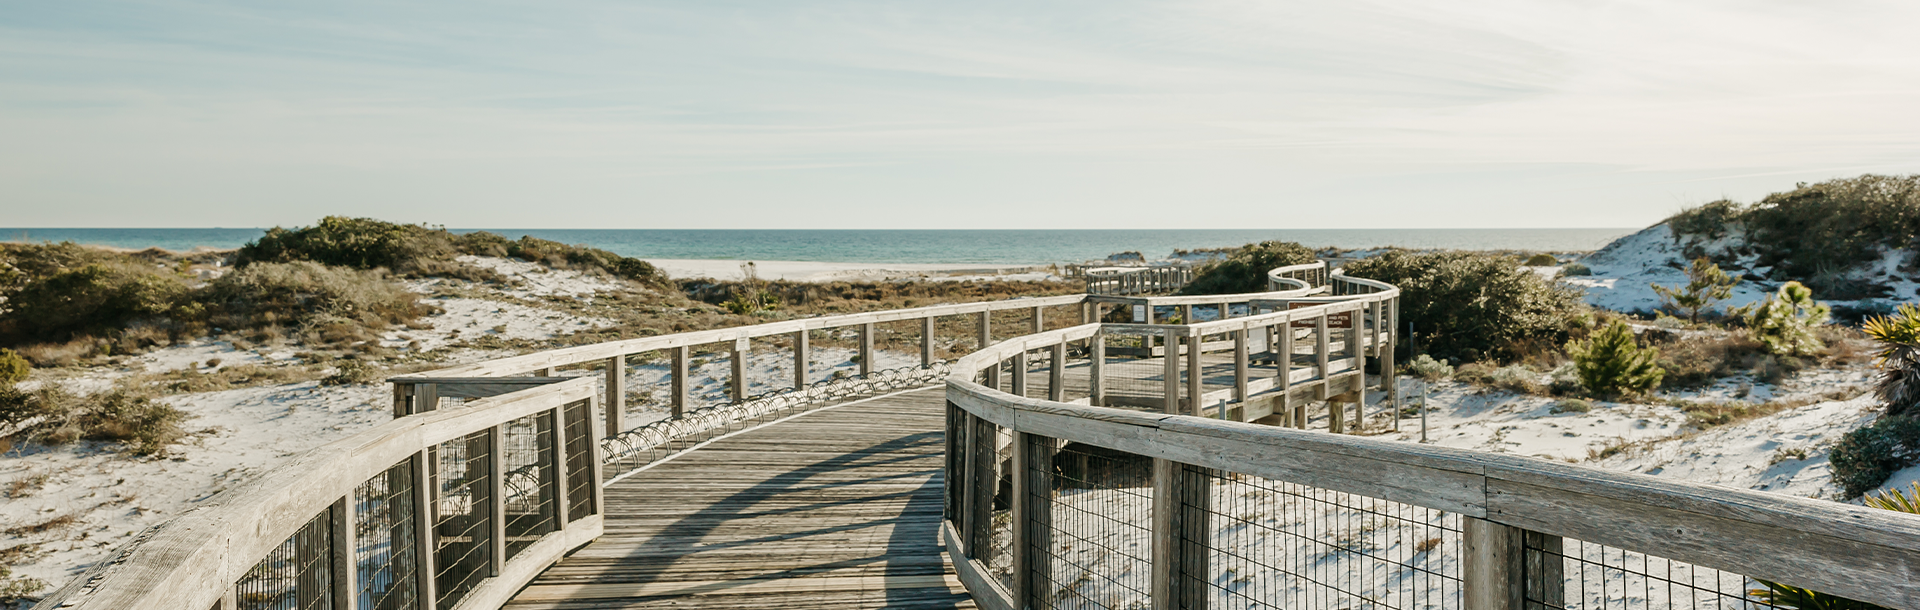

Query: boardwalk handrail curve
(38, 377), (606, 610)
(941, 319), (1920, 610)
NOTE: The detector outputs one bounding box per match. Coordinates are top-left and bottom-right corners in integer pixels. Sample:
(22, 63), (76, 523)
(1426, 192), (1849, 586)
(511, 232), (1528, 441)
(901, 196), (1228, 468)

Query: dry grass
(4, 514), (76, 537)
(5, 472), (49, 499)
(1667, 385), (1864, 429)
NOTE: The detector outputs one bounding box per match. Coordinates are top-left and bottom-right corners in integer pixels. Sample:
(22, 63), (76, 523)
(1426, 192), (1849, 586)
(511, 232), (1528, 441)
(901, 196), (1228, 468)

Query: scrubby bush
(1862, 303), (1920, 418)
(199, 261), (431, 340)
(1523, 253), (1559, 266)
(1342, 251), (1588, 363)
(1667, 175), (1920, 287)
(1178, 241), (1318, 295)
(321, 360), (381, 386)
(1404, 354), (1453, 381)
(1455, 362), (1544, 394)
(239, 216), (667, 285)
(1829, 414), (1920, 498)
(1743, 281), (1830, 356)
(1652, 257), (1740, 322)
(0, 386), (186, 455)
(0, 260), (189, 342)
(1568, 320), (1663, 397)
(1560, 263), (1591, 277)
(0, 349), (26, 386)
(1550, 399), (1593, 414)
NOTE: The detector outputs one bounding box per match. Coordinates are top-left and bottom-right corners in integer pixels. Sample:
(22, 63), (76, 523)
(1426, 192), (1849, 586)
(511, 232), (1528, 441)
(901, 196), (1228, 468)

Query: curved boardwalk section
(505, 388), (973, 609)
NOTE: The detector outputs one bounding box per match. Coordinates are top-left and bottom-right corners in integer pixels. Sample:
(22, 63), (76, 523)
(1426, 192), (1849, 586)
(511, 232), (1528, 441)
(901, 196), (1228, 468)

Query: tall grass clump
(1342, 251), (1588, 362)
(1178, 241), (1317, 295)
(1652, 257), (1740, 322)
(198, 261), (435, 345)
(1567, 320), (1663, 398)
(1742, 281), (1830, 356)
(0, 386), (186, 455)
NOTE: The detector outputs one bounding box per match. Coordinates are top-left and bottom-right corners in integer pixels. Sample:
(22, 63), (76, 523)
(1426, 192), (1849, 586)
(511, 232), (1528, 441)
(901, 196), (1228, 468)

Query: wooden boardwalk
(504, 386), (974, 609)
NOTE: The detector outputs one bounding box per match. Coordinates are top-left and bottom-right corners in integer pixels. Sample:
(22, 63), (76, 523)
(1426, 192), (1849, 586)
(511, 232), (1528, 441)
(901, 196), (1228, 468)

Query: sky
(2, 0), (1917, 229)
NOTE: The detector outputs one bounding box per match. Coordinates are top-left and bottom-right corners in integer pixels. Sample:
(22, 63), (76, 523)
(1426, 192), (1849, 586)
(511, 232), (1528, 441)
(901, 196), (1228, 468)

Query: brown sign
(1288, 302), (1353, 329)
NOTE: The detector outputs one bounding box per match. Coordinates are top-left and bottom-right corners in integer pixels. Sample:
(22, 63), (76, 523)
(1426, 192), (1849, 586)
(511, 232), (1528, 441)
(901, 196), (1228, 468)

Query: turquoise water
(0, 228), (1633, 265)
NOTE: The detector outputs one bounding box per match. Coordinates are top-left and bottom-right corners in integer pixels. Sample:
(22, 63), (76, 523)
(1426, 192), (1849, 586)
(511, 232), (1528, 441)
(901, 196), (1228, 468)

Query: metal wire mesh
(431, 432), (492, 610)
(1525, 537), (1787, 610)
(1184, 470), (1461, 610)
(986, 424), (1015, 593)
(1031, 442), (1154, 610)
(501, 411), (557, 561)
(234, 509), (332, 610)
(353, 461), (418, 610)
(1100, 328), (1171, 412)
(564, 400), (597, 521)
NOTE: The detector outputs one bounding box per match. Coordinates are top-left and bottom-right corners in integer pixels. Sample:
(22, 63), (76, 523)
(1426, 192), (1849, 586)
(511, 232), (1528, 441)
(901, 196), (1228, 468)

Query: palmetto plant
(1861, 303), (1920, 418)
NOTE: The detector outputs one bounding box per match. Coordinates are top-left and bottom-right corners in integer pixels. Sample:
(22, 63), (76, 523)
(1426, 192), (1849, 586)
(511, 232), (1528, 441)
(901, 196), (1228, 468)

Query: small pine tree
(1650, 257), (1740, 322)
(1567, 320), (1663, 397)
(0, 348), (27, 386)
(1862, 303), (1920, 418)
(1743, 281), (1830, 356)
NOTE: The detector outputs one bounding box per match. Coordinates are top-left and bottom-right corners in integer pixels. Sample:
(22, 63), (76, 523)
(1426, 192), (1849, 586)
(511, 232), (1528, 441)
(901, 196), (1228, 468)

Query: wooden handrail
(942, 323), (1920, 610)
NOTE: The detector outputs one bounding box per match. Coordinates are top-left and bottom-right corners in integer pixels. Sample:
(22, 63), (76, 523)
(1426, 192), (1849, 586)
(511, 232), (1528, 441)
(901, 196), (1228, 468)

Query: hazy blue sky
(3, 0), (1916, 229)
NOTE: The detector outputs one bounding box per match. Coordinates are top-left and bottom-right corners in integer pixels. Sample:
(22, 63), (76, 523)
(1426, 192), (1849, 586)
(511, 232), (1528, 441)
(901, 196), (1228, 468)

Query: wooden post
(1185, 329), (1202, 417)
(1011, 350), (1028, 398)
(921, 316), (936, 367)
(392, 382), (414, 418)
(330, 496), (353, 610)
(859, 322), (874, 378)
(670, 345), (689, 419)
(1152, 460), (1210, 610)
(730, 339), (748, 403)
(486, 426), (505, 577)
(1329, 398), (1346, 434)
(1019, 433), (1056, 610)
(587, 395), (606, 515)
(1232, 329), (1248, 420)
(1385, 299), (1400, 431)
(1281, 321), (1297, 427)
(1090, 330), (1106, 407)
(968, 415), (996, 557)
(1464, 517), (1525, 610)
(1163, 329), (1181, 414)
(1315, 313), (1331, 388)
(548, 408), (570, 528)
(793, 330), (810, 391)
(410, 451), (437, 610)
(416, 384), (439, 415)
(978, 311), (991, 350)
(1178, 304), (1192, 324)
(1081, 301), (1095, 324)
(604, 355), (624, 434)
(1049, 342), (1066, 402)
(1031, 305), (1044, 334)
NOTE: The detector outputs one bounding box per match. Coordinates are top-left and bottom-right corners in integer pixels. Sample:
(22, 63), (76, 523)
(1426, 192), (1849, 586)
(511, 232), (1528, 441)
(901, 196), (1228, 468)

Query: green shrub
(1568, 320), (1663, 397)
(0, 260), (189, 342)
(1829, 414), (1920, 498)
(321, 360), (381, 386)
(1651, 257), (1740, 322)
(0, 349), (26, 386)
(239, 217), (667, 285)
(0, 386), (186, 455)
(1560, 263), (1591, 277)
(1550, 399), (1593, 414)
(1178, 241), (1317, 295)
(1862, 303), (1920, 418)
(1742, 281), (1830, 356)
(1342, 251), (1588, 362)
(1665, 198), (1745, 241)
(1404, 354), (1453, 381)
(1454, 362), (1544, 394)
(1523, 253), (1559, 266)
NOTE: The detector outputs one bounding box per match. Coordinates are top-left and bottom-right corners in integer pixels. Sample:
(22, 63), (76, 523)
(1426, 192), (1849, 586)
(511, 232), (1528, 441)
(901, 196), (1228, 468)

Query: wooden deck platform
(504, 386), (974, 609)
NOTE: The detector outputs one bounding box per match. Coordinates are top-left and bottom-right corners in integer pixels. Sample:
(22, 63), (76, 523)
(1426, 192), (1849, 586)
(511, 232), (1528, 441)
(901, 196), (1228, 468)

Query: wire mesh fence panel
(1058, 339), (1094, 404)
(616, 350), (673, 424)
(564, 400), (597, 520)
(234, 509), (333, 610)
(1528, 537), (1788, 610)
(1186, 470), (1461, 610)
(1099, 328), (1171, 412)
(1033, 442), (1155, 610)
(431, 432), (492, 610)
(354, 461), (418, 610)
(501, 411), (557, 561)
(986, 424), (1016, 593)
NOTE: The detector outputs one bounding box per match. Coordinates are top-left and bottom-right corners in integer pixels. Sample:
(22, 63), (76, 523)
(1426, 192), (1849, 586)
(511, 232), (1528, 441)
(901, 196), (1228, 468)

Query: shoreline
(644, 258), (1058, 282)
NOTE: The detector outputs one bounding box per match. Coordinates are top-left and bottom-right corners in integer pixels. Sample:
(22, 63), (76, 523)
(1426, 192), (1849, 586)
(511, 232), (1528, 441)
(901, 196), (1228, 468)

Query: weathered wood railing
(942, 322), (1920, 610)
(1083, 265), (1196, 295)
(37, 377), (606, 610)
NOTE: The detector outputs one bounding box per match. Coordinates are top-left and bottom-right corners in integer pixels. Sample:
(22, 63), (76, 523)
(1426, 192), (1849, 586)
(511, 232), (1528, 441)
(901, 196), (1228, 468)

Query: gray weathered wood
(411, 451), (437, 610)
(604, 355), (624, 434)
(922, 315), (936, 366)
(793, 330), (809, 391)
(670, 345), (689, 419)
(860, 322), (874, 378)
(1464, 517), (1523, 610)
(330, 496), (352, 610)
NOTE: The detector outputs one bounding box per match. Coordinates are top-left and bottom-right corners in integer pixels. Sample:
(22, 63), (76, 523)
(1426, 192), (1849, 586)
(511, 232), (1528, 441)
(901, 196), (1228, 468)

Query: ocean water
(0, 228), (1634, 265)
